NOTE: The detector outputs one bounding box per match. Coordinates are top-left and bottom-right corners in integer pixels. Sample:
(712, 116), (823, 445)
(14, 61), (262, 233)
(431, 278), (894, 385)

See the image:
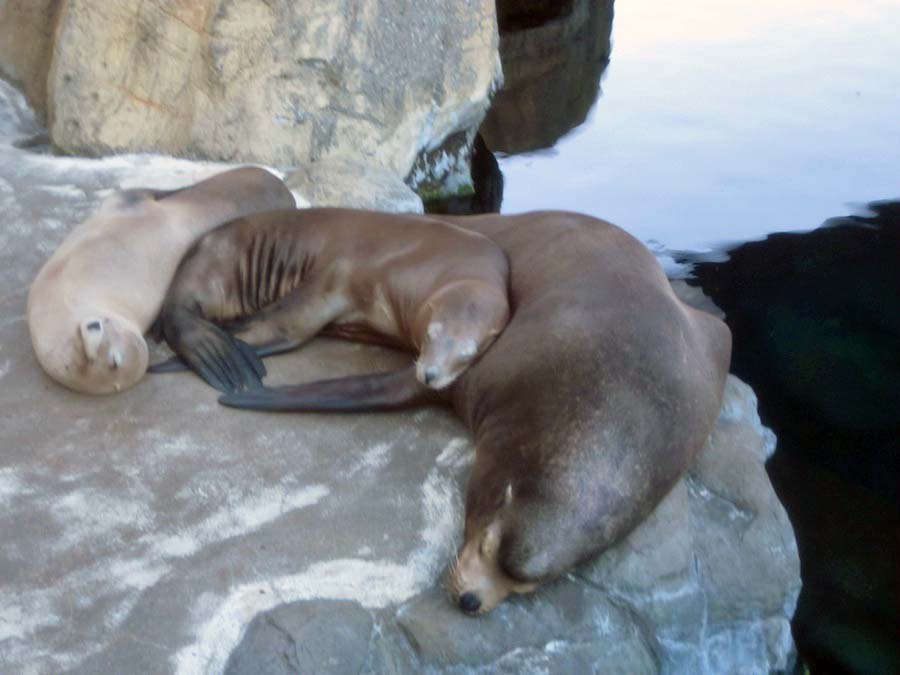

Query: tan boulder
(286, 156), (423, 213)
(0, 0), (62, 122)
(41, 0), (499, 179)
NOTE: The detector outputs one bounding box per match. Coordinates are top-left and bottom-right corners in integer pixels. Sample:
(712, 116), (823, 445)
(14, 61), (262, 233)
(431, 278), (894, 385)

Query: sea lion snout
(414, 352), (460, 390)
(449, 508), (539, 615)
(416, 326), (491, 389)
(457, 592), (481, 614)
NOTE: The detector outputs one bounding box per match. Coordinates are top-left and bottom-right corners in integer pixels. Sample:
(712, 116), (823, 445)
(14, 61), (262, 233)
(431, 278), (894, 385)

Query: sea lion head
(74, 315), (148, 393)
(449, 465), (613, 615)
(448, 483), (540, 614)
(415, 281), (508, 390)
(415, 320), (482, 389)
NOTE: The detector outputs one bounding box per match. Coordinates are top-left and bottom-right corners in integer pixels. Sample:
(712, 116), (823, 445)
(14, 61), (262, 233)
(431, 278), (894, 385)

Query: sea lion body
(444, 212), (731, 611)
(26, 167), (296, 394)
(156, 208), (510, 392)
(220, 210), (732, 613)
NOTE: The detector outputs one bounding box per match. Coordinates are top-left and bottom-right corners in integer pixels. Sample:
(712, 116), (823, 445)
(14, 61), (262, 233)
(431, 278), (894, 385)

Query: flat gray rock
(0, 80), (800, 674)
(224, 600), (374, 675)
(286, 157), (423, 214)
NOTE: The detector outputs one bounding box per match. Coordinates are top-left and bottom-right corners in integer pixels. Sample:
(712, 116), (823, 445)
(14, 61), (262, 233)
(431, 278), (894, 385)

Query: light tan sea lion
(220, 210), (732, 615)
(26, 167), (296, 394)
(151, 208), (510, 393)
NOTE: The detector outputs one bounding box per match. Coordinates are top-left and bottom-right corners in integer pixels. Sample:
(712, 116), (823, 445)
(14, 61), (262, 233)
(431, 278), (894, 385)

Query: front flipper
(219, 366), (443, 412)
(154, 307), (266, 393)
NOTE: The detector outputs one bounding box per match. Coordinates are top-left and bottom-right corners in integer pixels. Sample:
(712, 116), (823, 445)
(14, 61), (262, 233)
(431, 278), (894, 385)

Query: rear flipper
(218, 366), (443, 412)
(150, 307), (267, 393)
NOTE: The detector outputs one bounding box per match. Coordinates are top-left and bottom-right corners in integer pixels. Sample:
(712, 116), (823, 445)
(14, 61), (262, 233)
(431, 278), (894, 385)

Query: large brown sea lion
(220, 210), (732, 614)
(26, 167), (295, 394)
(151, 208), (510, 393)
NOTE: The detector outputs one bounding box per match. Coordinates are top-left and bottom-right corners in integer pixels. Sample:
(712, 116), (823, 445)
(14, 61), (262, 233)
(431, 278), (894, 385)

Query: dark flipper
(147, 356), (191, 373)
(249, 338), (302, 360)
(152, 307), (267, 392)
(148, 338), (297, 374)
(148, 315), (165, 343)
(218, 366), (443, 413)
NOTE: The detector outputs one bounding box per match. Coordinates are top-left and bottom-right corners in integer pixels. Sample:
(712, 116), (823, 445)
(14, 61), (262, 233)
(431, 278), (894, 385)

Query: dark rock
(225, 600), (373, 675)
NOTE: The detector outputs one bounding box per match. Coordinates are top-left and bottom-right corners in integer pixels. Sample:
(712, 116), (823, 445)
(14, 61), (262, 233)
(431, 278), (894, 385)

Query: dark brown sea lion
(152, 208), (510, 393)
(219, 210), (732, 615)
(26, 167), (296, 394)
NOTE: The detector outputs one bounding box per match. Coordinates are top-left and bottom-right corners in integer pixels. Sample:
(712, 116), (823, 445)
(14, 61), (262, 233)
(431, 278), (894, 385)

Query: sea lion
(220, 210), (732, 615)
(151, 208), (510, 393)
(26, 167), (296, 394)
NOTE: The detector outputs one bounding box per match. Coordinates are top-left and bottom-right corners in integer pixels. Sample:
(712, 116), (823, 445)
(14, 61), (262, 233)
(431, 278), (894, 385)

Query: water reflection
(480, 0), (614, 154)
(424, 0), (613, 217)
(494, 0), (900, 251)
(687, 203), (900, 674)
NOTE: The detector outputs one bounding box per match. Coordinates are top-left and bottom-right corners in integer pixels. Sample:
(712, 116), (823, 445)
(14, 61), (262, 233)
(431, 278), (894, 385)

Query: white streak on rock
(173, 444), (467, 675)
(148, 484), (330, 559)
(0, 468), (30, 508)
(3, 482), (329, 671)
(342, 442), (392, 478)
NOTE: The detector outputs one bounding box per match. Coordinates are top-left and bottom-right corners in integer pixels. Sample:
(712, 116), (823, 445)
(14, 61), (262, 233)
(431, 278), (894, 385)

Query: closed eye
(459, 339), (477, 358)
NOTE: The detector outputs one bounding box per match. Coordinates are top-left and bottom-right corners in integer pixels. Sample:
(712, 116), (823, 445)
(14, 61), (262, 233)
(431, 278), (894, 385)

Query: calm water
(494, 0), (900, 253)
(466, 1), (900, 673)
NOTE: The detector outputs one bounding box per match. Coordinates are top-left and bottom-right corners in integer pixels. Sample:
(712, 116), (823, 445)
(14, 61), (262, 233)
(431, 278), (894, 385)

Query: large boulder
(0, 0), (62, 122)
(12, 0), (499, 187)
(285, 156), (423, 213)
(223, 377), (801, 675)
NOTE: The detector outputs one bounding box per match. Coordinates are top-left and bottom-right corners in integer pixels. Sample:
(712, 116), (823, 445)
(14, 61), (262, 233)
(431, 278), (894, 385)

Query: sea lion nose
(458, 592), (481, 614)
(424, 367), (439, 385)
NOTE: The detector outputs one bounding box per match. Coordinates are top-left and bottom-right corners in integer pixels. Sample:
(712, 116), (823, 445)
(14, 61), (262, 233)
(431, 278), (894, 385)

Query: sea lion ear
(80, 318), (104, 361)
(504, 483), (514, 507)
(482, 519), (502, 556)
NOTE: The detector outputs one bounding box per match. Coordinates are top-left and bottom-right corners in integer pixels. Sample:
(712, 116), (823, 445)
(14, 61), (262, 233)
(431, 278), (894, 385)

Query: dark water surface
(456, 1), (900, 673)
(689, 206), (900, 674)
